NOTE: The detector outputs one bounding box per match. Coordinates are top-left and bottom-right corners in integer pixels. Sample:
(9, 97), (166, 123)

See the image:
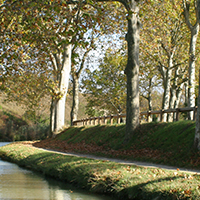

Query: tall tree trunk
(148, 95), (152, 111)
(148, 78), (153, 111)
(70, 40), (92, 126)
(55, 91), (66, 133)
(50, 44), (72, 136)
(173, 86), (183, 121)
(96, 0), (141, 140)
(184, 82), (188, 106)
(183, 0), (200, 120)
(168, 87), (176, 122)
(162, 65), (172, 122)
(124, 1), (140, 141)
(50, 99), (56, 137)
(174, 88), (182, 109)
(188, 27), (199, 119)
(195, 69), (200, 150)
(141, 78), (153, 111)
(168, 67), (184, 121)
(193, 0), (200, 150)
(71, 74), (79, 126)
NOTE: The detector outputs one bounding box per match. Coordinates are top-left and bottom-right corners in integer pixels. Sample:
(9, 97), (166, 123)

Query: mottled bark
(188, 27), (199, 119)
(168, 68), (185, 122)
(92, 0), (141, 139)
(71, 75), (79, 125)
(148, 96), (152, 111)
(124, 1), (140, 141)
(184, 82), (188, 106)
(174, 89), (182, 109)
(183, 0), (199, 120)
(173, 87), (183, 121)
(194, 0), (200, 150)
(70, 42), (91, 126)
(147, 78), (153, 111)
(50, 99), (56, 137)
(184, 0), (200, 150)
(141, 78), (153, 111)
(162, 62), (172, 122)
(50, 44), (72, 136)
(168, 87), (176, 122)
(195, 69), (200, 150)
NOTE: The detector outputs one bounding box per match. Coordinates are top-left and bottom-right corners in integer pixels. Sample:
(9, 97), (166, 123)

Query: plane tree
(69, 0), (200, 148)
(94, 0), (141, 140)
(0, 45), (51, 123)
(70, 34), (95, 125)
(183, 0), (200, 120)
(0, 0), (101, 136)
(1, 0), (157, 140)
(189, 0), (200, 150)
(140, 0), (190, 122)
(139, 52), (161, 112)
(70, 2), (126, 125)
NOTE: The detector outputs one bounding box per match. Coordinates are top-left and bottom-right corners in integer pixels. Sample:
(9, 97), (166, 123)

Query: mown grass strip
(0, 143), (200, 200)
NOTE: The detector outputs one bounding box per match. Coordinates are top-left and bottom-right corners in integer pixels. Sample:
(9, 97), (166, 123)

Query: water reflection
(0, 143), (114, 200)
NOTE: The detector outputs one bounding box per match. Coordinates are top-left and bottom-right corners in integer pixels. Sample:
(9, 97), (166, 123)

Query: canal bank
(0, 142), (200, 200)
(0, 142), (114, 200)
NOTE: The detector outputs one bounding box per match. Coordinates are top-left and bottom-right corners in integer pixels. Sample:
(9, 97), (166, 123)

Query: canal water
(0, 142), (114, 200)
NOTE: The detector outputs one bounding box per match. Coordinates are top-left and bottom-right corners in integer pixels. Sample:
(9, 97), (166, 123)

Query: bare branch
(196, 0), (200, 24)
(182, 0), (193, 30)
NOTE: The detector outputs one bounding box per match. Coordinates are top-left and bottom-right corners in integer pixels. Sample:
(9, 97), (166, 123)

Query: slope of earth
(33, 121), (200, 170)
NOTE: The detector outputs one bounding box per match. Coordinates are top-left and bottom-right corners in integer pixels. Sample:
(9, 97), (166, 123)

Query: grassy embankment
(1, 121), (200, 199)
(34, 120), (200, 169)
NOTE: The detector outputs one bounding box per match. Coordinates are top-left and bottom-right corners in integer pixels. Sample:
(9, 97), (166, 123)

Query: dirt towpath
(32, 145), (200, 175)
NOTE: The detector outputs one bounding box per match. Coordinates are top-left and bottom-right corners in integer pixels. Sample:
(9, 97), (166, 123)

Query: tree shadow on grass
(16, 151), (186, 200)
(118, 176), (185, 200)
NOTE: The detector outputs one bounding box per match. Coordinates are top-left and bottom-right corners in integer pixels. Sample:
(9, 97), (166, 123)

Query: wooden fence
(72, 106), (198, 126)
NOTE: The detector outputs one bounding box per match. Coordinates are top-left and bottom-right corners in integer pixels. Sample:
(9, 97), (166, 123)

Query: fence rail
(72, 106), (198, 126)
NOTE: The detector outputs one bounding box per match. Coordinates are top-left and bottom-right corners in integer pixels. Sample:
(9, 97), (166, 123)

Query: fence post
(160, 110), (164, 122)
(92, 117), (95, 125)
(72, 120), (77, 126)
(99, 117), (103, 125)
(89, 117), (91, 125)
(193, 106), (197, 121)
(94, 117), (98, 125)
(147, 111), (152, 122)
(110, 115), (113, 125)
(117, 114), (121, 124)
(147, 111), (149, 122)
(98, 117), (101, 125)
(73, 106), (199, 127)
(104, 116), (107, 125)
(175, 108), (180, 121)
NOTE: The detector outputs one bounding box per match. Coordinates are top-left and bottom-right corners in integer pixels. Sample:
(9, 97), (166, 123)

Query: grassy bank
(34, 120), (200, 170)
(0, 142), (200, 200)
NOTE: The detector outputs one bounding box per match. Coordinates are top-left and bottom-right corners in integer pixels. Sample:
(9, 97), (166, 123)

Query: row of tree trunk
(48, 0), (200, 151)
